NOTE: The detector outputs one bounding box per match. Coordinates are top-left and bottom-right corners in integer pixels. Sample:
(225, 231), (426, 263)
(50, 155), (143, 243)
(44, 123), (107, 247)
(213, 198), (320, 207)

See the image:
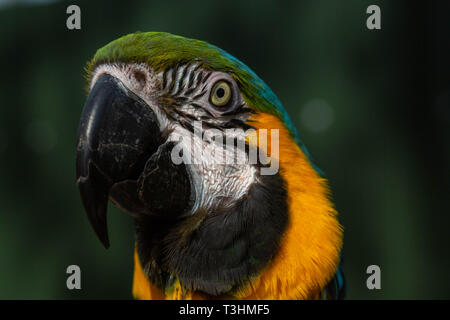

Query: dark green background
(1, 0), (449, 299)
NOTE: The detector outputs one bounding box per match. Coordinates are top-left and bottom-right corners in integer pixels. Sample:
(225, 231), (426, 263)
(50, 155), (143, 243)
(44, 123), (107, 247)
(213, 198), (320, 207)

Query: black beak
(76, 74), (161, 248)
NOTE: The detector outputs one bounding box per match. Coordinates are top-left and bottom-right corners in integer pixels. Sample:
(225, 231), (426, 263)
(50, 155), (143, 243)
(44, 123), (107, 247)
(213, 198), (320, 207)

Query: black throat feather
(134, 170), (288, 297)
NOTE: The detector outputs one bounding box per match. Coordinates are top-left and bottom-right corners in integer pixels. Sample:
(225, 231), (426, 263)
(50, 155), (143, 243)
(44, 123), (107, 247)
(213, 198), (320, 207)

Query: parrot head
(76, 32), (343, 299)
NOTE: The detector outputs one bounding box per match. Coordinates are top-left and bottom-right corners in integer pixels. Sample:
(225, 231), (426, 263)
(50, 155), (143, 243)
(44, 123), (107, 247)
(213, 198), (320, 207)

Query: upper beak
(75, 74), (161, 248)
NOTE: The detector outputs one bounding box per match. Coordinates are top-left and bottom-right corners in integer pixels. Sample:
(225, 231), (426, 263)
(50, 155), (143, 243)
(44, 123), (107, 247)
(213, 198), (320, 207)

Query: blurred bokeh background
(1, 0), (449, 299)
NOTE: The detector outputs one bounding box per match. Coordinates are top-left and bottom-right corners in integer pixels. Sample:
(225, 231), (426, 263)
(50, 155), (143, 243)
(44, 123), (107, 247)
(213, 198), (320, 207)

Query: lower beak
(76, 74), (161, 248)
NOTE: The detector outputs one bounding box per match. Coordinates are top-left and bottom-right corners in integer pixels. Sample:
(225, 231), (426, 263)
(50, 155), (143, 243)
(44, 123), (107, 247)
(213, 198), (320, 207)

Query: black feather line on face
(192, 88), (207, 100)
(201, 70), (212, 84)
(134, 171), (288, 297)
(186, 69), (197, 91)
(167, 70), (176, 93)
(162, 68), (169, 91)
(173, 65), (189, 96)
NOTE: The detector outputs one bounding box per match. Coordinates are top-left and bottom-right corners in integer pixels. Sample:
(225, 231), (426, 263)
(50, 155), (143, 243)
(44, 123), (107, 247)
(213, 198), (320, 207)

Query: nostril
(133, 70), (146, 87)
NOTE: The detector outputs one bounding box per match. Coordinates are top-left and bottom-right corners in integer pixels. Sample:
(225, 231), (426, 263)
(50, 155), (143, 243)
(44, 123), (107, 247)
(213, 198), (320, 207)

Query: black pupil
(216, 87), (225, 98)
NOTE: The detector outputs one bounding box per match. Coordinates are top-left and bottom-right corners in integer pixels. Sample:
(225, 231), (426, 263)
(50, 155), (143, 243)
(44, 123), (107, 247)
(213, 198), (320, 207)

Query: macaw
(75, 32), (345, 300)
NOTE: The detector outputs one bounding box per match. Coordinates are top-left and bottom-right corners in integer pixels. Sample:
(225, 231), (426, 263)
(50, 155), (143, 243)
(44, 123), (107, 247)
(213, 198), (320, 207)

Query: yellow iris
(210, 81), (231, 107)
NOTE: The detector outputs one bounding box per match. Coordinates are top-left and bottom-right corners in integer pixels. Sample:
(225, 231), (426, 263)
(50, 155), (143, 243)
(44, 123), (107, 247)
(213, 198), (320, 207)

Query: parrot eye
(210, 80), (232, 107)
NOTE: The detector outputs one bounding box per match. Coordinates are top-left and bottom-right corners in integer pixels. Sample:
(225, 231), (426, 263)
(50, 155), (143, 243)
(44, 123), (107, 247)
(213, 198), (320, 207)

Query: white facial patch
(89, 63), (257, 214)
(168, 124), (257, 212)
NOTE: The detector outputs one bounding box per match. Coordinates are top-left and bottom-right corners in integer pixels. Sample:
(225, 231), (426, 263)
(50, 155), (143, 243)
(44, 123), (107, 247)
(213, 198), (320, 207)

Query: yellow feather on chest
(132, 113), (343, 300)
